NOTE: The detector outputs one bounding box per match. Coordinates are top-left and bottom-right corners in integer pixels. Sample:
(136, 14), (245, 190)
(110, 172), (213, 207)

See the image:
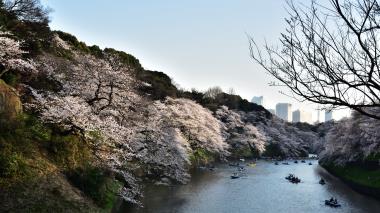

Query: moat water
(116, 160), (380, 213)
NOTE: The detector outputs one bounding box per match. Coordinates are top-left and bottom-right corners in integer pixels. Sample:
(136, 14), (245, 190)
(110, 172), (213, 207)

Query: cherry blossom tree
(255, 115), (315, 157)
(130, 98), (230, 184)
(0, 30), (36, 77)
(320, 108), (380, 165)
(216, 105), (319, 157)
(27, 37), (143, 203)
(162, 98), (229, 155)
(216, 106), (266, 155)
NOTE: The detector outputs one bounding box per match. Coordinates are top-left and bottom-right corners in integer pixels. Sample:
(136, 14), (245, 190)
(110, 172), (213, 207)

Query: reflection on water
(116, 160), (380, 213)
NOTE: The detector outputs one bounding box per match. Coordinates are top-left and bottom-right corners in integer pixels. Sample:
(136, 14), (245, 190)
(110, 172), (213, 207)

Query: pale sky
(40, 0), (350, 122)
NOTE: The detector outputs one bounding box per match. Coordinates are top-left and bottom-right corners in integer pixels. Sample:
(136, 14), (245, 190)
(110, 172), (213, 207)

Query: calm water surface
(117, 160), (380, 213)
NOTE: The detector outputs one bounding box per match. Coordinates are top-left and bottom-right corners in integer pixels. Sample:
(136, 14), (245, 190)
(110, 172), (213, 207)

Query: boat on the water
(285, 174), (301, 183)
(285, 174), (294, 180)
(325, 199), (341, 208)
(319, 179), (326, 185)
(231, 173), (240, 179)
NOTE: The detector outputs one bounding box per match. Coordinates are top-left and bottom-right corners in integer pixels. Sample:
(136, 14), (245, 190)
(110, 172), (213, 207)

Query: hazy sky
(40, 0), (350, 121)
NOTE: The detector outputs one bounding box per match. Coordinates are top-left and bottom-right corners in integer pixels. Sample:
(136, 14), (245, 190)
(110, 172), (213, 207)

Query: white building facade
(292, 109), (312, 123)
(276, 103), (292, 122)
(251, 96), (264, 106)
(325, 110), (333, 121)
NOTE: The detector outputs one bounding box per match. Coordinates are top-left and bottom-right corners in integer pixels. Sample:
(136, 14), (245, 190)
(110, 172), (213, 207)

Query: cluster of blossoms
(129, 98), (229, 184)
(216, 106), (319, 157)
(29, 50), (142, 203)
(216, 106), (266, 155)
(320, 108), (380, 165)
(0, 30), (36, 77)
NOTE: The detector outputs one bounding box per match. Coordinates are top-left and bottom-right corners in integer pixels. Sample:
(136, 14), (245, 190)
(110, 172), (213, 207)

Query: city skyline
(251, 95), (336, 123)
(250, 95), (342, 123)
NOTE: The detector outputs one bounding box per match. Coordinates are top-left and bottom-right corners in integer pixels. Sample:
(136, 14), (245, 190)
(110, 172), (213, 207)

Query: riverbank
(320, 163), (380, 200)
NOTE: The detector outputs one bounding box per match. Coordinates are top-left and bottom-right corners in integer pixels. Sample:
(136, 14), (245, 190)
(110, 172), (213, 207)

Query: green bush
(0, 150), (29, 179)
(0, 113), (93, 181)
(104, 48), (142, 69)
(1, 72), (19, 86)
(231, 147), (254, 158)
(189, 148), (216, 166)
(88, 45), (103, 58)
(0, 114), (50, 181)
(47, 134), (91, 169)
(67, 166), (122, 209)
(137, 70), (178, 100)
(262, 143), (284, 158)
(324, 164), (380, 188)
(366, 153), (380, 161)
(54, 31), (90, 53)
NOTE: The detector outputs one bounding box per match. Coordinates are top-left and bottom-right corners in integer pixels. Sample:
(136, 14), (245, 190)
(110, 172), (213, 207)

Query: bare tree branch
(250, 0), (380, 120)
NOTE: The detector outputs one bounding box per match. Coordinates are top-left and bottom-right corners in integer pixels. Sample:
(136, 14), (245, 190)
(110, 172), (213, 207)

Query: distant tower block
(251, 96), (263, 106)
(276, 103), (292, 122)
(325, 110), (333, 121)
(292, 109), (312, 123)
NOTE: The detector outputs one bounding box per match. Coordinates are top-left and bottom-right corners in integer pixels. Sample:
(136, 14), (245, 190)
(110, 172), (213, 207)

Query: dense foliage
(24, 37), (234, 204)
(216, 106), (318, 158)
(320, 109), (380, 166)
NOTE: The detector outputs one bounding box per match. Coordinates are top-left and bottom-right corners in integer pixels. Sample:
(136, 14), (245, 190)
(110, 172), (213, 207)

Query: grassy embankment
(322, 157), (380, 199)
(0, 111), (123, 212)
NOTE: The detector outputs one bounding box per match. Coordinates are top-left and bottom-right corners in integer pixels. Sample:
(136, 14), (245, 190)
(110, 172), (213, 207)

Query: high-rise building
(317, 109), (321, 123)
(292, 109), (312, 123)
(276, 103), (292, 122)
(251, 96), (263, 106)
(325, 110), (333, 121)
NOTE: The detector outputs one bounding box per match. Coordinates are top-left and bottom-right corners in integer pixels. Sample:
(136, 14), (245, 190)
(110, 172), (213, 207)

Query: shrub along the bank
(189, 148), (218, 167)
(67, 166), (123, 210)
(262, 143), (285, 158)
(321, 162), (380, 199)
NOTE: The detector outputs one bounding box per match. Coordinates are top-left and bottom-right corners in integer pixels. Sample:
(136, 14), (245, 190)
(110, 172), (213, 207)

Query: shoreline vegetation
(320, 163), (380, 200)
